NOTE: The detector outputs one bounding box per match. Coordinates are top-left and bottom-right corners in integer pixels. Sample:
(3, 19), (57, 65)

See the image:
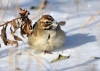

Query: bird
(28, 15), (66, 54)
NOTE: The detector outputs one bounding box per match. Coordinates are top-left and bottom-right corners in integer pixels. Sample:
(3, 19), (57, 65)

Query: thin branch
(31, 3), (65, 20)
(78, 0), (95, 21)
(0, 0), (11, 25)
(31, 0), (45, 20)
(76, 0), (79, 12)
(0, 17), (20, 27)
(24, 50), (50, 71)
(0, 0), (4, 10)
(80, 11), (100, 29)
(66, 0), (70, 20)
(15, 0), (20, 14)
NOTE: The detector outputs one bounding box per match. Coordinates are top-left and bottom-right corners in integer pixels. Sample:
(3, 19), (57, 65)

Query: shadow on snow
(53, 33), (96, 52)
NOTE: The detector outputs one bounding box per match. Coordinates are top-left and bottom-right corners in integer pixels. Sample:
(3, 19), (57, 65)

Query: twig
(78, 0), (95, 21)
(24, 50), (50, 71)
(76, 0), (79, 12)
(15, 0), (20, 14)
(31, 3), (65, 20)
(31, 0), (45, 20)
(0, 17), (20, 27)
(16, 0), (19, 11)
(0, 0), (11, 25)
(0, 0), (4, 10)
(66, 0), (70, 20)
(80, 11), (100, 29)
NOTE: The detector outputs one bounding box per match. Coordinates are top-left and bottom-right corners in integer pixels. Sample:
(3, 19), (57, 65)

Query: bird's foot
(44, 51), (52, 54)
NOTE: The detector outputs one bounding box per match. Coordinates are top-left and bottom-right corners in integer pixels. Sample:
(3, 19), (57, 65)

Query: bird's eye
(45, 21), (51, 24)
(46, 21), (49, 24)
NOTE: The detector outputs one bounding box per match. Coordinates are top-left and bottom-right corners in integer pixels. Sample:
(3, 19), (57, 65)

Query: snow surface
(0, 0), (100, 71)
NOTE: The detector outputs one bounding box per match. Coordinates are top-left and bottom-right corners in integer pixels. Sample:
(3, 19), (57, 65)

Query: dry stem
(0, 0), (11, 25)
(80, 11), (100, 29)
(0, 17), (20, 27)
(24, 50), (50, 71)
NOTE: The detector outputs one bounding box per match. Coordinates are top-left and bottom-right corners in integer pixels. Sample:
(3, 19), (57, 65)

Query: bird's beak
(51, 20), (58, 30)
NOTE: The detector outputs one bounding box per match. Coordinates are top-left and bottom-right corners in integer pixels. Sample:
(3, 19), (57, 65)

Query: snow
(0, 0), (100, 71)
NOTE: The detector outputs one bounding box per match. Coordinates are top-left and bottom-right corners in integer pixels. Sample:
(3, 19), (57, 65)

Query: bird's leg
(44, 50), (52, 54)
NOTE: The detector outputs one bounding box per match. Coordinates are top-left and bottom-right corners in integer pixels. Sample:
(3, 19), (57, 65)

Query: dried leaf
(7, 39), (18, 47)
(22, 23), (32, 36)
(14, 35), (23, 41)
(25, 24), (32, 34)
(11, 20), (17, 29)
(20, 31), (25, 38)
(1, 25), (8, 45)
(16, 68), (21, 70)
(51, 54), (70, 63)
(19, 8), (30, 17)
(19, 8), (26, 15)
(91, 56), (100, 59)
(20, 24), (26, 38)
(17, 20), (20, 28)
(10, 27), (23, 41)
(10, 27), (14, 36)
(58, 21), (66, 26)
(11, 20), (20, 31)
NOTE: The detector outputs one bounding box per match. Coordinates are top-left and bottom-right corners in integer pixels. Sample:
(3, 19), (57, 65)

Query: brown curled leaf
(14, 35), (23, 41)
(19, 8), (26, 15)
(58, 21), (66, 26)
(20, 31), (25, 38)
(11, 20), (20, 32)
(10, 27), (14, 37)
(91, 56), (100, 59)
(1, 25), (8, 45)
(7, 39), (18, 47)
(51, 54), (70, 63)
(16, 20), (21, 28)
(1, 37), (8, 45)
(25, 23), (32, 36)
(11, 20), (17, 29)
(20, 23), (32, 37)
(20, 24), (26, 38)
(16, 68), (21, 70)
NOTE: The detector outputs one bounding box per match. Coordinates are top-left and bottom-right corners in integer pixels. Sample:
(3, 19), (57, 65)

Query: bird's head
(38, 15), (58, 30)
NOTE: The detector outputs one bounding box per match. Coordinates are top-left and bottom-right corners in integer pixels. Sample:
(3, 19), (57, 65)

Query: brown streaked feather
(41, 15), (54, 21)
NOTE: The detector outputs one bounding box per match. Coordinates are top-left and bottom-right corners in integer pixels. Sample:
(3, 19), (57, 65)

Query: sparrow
(28, 15), (66, 54)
